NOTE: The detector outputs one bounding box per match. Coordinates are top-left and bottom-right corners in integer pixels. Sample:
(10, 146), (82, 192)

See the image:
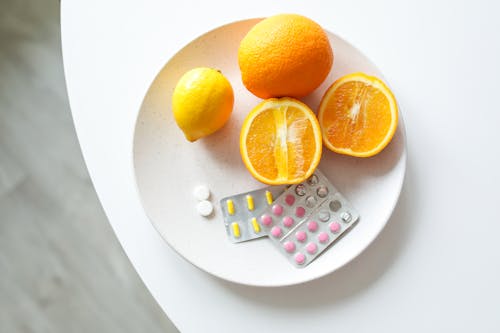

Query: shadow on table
(213, 153), (418, 309)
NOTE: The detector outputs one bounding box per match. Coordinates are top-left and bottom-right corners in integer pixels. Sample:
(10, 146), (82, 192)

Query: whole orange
(238, 14), (333, 99)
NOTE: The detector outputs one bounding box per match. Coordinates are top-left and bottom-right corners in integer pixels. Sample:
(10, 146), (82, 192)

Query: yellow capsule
(246, 195), (255, 211)
(232, 222), (241, 238)
(251, 217), (260, 233)
(265, 191), (273, 205)
(227, 199), (235, 215)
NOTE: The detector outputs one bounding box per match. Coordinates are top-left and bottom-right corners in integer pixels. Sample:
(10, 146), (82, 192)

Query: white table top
(61, 1), (500, 331)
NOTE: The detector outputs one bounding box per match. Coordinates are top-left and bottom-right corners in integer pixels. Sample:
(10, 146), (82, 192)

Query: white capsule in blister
(341, 211), (352, 223)
(307, 174), (319, 185)
(305, 196), (317, 208)
(329, 200), (342, 212)
(318, 210), (330, 222)
(295, 184), (306, 196)
(317, 185), (329, 198)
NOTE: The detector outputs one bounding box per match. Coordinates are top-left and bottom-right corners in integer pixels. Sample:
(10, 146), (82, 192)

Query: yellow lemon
(172, 67), (234, 142)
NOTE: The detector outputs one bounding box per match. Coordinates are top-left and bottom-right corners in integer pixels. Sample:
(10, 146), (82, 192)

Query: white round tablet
(193, 185), (210, 201)
(196, 200), (213, 217)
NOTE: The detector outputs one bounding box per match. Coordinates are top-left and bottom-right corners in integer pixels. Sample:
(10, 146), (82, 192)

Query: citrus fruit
(318, 72), (398, 157)
(240, 98), (322, 185)
(172, 67), (234, 142)
(238, 14), (333, 99)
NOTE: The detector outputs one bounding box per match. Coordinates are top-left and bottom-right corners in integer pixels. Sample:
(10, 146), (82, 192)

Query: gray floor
(0, 1), (178, 332)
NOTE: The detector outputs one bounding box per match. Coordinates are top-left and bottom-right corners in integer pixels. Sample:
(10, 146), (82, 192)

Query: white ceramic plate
(133, 18), (406, 287)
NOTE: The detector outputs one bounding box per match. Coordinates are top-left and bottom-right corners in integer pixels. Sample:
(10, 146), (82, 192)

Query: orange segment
(240, 98), (322, 185)
(318, 73), (398, 157)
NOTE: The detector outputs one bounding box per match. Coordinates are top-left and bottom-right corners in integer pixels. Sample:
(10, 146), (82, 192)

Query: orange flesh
(322, 81), (393, 153)
(245, 105), (317, 182)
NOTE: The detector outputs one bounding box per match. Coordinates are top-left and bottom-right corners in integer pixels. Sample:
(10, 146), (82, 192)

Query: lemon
(172, 67), (234, 142)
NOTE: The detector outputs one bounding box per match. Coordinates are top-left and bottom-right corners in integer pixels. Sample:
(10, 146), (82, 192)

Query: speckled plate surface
(132, 19), (406, 287)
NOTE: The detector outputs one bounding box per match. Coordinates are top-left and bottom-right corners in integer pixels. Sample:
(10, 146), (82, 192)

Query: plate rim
(131, 18), (408, 287)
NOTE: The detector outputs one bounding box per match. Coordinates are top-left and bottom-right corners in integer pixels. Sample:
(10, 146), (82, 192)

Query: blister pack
(220, 185), (286, 243)
(258, 170), (360, 267)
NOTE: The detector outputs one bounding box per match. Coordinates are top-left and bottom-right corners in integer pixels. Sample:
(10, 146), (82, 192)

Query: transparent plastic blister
(258, 170), (360, 267)
(220, 185), (287, 243)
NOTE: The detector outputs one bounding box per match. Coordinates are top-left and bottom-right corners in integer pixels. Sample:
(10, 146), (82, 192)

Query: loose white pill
(197, 200), (213, 217)
(193, 185), (210, 201)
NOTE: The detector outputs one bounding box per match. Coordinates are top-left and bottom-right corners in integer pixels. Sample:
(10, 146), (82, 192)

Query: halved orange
(240, 98), (322, 185)
(318, 73), (398, 157)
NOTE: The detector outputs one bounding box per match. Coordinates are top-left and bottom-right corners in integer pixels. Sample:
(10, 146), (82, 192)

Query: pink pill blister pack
(258, 170), (360, 267)
(220, 185), (286, 243)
